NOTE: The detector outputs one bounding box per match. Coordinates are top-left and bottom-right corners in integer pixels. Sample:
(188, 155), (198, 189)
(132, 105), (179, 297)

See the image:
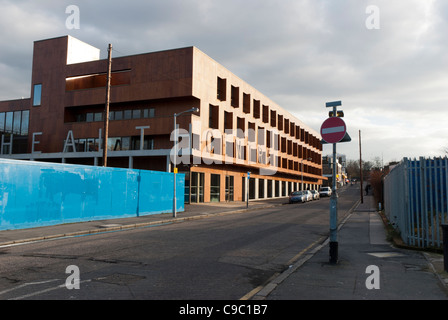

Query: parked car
(319, 187), (332, 197)
(310, 190), (320, 200)
(289, 191), (307, 203)
(303, 190), (313, 202)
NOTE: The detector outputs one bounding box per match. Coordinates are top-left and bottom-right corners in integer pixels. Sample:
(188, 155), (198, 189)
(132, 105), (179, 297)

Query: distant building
(0, 35), (325, 203)
(322, 154), (347, 187)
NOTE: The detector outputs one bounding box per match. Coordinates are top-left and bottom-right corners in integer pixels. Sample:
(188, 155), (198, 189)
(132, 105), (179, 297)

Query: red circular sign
(320, 117), (346, 144)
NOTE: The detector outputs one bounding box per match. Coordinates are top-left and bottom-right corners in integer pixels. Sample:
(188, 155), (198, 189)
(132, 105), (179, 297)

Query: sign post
(246, 171), (251, 208)
(321, 101), (348, 264)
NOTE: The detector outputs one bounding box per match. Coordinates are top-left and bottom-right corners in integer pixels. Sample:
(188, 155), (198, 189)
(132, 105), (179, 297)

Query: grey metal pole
(359, 130), (364, 204)
(442, 224), (448, 272)
(246, 173), (249, 208)
(172, 107), (198, 217)
(173, 114), (177, 218)
(329, 106), (338, 264)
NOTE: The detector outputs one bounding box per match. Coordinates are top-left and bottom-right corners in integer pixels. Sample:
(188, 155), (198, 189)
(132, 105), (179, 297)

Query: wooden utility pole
(102, 43), (112, 167)
(359, 130), (364, 204)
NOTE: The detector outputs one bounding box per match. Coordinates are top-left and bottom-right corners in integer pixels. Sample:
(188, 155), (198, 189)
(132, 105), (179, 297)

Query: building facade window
(190, 172), (204, 203)
(249, 177), (256, 199)
(124, 110), (132, 120)
(224, 111), (233, 131)
(225, 175), (234, 202)
(0, 112), (4, 132)
(0, 110), (30, 154)
(217, 77), (226, 101)
(33, 84), (42, 106)
(243, 93), (250, 114)
(270, 110), (276, 127)
(258, 178), (265, 199)
(275, 180), (280, 197)
(5, 111), (13, 132)
(21, 110), (29, 136)
(263, 105), (269, 123)
(130, 136), (154, 150)
(74, 108), (155, 123)
(0, 110), (29, 136)
(253, 100), (260, 119)
(210, 173), (220, 202)
(209, 104), (219, 129)
(107, 137), (130, 151)
(267, 180), (273, 198)
(144, 108), (155, 118)
(231, 85), (239, 108)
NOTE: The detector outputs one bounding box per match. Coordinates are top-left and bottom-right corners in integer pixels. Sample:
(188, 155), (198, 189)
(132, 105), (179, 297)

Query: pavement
(0, 192), (447, 300)
(257, 194), (448, 300)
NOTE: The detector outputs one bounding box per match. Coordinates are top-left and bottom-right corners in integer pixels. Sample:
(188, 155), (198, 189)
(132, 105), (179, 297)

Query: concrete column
(278, 180), (282, 198)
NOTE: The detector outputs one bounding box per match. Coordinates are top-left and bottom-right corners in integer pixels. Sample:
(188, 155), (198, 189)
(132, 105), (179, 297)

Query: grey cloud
(0, 0), (447, 162)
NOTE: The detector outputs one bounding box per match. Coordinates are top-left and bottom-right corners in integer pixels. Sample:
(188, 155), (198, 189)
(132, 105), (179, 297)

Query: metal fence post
(442, 224), (448, 272)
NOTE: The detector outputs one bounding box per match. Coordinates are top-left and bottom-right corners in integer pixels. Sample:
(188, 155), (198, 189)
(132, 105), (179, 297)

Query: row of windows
(216, 77), (321, 149)
(74, 108), (155, 123)
(193, 132), (320, 162)
(0, 110), (30, 136)
(66, 136), (155, 152)
(191, 132), (321, 174)
(207, 105), (321, 165)
(255, 178), (311, 199)
(190, 171), (316, 204)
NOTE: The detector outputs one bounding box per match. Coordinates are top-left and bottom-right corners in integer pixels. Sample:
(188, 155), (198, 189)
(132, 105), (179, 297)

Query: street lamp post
(173, 107), (199, 217)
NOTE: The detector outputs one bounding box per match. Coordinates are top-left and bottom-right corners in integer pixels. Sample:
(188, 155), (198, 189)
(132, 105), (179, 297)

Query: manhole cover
(93, 273), (146, 286)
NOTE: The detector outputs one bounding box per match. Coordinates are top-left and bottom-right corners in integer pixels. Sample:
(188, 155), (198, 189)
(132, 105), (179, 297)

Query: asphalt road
(0, 186), (360, 300)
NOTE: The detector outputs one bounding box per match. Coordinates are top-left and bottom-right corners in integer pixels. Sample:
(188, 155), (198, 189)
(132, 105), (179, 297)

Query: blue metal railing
(384, 157), (448, 249)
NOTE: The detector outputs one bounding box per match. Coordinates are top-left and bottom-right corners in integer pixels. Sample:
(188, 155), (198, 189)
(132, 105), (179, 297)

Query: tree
(372, 156), (383, 170)
(346, 159), (373, 181)
(346, 160), (359, 180)
(369, 168), (388, 209)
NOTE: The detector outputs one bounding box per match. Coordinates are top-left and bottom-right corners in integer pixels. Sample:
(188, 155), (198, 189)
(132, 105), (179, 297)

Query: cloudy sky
(0, 0), (447, 164)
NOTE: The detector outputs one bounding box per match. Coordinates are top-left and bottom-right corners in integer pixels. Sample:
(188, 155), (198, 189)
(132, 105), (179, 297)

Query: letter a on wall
(63, 130), (76, 153)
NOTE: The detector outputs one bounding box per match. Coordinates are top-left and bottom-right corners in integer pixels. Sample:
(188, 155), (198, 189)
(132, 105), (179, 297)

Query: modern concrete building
(0, 35), (324, 203)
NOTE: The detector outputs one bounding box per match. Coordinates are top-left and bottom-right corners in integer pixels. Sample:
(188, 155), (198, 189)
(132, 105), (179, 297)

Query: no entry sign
(320, 117), (346, 144)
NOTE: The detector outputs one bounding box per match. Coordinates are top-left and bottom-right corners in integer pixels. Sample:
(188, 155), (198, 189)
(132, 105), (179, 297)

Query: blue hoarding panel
(0, 159), (184, 230)
(138, 170), (185, 216)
